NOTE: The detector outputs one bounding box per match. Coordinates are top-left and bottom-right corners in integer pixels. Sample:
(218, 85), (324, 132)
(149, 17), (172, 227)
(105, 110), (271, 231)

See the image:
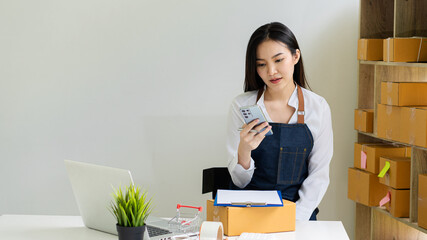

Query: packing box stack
(377, 156), (411, 217)
(349, 142), (411, 208)
(354, 109), (374, 133)
(353, 143), (410, 174)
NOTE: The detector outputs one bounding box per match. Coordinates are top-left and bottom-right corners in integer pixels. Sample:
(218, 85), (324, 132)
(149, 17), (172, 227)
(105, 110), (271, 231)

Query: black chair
(202, 167), (231, 199)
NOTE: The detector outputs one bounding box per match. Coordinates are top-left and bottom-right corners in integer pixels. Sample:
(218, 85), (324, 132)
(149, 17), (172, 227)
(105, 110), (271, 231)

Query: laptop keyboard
(147, 225), (172, 237)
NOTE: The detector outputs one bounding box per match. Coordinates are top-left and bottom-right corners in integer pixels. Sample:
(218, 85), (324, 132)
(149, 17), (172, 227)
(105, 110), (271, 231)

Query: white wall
(0, 0), (358, 239)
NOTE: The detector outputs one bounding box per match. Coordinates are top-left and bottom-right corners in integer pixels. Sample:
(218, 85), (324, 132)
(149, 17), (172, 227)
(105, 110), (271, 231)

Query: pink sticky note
(361, 151), (367, 169)
(379, 191), (391, 207)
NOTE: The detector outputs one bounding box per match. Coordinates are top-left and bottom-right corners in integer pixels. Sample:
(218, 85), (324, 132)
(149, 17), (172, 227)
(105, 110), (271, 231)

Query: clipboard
(213, 189), (284, 207)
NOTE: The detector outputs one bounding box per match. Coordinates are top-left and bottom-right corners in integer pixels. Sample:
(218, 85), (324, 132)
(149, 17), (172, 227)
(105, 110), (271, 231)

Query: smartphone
(239, 105), (273, 136)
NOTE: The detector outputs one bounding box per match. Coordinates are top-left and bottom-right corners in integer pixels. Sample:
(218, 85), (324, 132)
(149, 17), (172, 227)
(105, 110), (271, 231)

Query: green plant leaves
(109, 184), (153, 227)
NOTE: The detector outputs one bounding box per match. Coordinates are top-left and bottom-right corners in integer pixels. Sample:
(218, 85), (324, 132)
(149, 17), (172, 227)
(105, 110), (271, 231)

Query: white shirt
(226, 86), (333, 220)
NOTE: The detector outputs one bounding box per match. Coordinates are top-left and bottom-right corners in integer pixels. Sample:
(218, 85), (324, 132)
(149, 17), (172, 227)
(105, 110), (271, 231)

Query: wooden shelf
(357, 131), (427, 151)
(355, 1), (427, 239)
(394, 0), (427, 37)
(372, 207), (427, 235)
(360, 0), (394, 38)
(359, 61), (427, 67)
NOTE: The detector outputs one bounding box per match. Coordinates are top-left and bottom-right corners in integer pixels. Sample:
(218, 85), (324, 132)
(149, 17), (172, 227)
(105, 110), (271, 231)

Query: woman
(226, 22), (333, 221)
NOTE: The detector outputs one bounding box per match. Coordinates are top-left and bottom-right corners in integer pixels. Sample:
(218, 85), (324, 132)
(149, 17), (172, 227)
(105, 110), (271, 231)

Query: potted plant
(110, 184), (153, 240)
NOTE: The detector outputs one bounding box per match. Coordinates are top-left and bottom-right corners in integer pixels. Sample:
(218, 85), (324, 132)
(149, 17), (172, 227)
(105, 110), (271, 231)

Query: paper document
(215, 190), (283, 207)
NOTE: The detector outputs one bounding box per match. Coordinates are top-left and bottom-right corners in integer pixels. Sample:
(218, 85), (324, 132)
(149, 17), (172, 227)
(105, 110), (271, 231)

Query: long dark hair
(244, 22), (310, 92)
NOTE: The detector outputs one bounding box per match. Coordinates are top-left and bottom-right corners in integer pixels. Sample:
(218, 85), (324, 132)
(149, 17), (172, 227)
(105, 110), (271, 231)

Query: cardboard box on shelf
(402, 106), (427, 148)
(383, 37), (427, 62)
(358, 39), (383, 61)
(377, 104), (402, 142)
(206, 199), (295, 236)
(382, 188), (410, 218)
(354, 142), (410, 174)
(354, 109), (374, 133)
(419, 174), (427, 230)
(378, 157), (411, 189)
(380, 82), (427, 106)
(348, 167), (388, 207)
(377, 104), (427, 148)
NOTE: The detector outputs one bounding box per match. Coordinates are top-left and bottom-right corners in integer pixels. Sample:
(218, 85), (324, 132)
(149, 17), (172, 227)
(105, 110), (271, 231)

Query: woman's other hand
(237, 119), (272, 169)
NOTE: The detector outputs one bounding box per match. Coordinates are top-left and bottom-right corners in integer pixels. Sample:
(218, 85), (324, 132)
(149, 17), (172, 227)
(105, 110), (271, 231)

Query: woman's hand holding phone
(237, 119), (272, 169)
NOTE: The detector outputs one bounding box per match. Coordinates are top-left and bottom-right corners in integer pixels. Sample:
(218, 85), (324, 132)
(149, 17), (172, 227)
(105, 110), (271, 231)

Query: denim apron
(233, 85), (319, 220)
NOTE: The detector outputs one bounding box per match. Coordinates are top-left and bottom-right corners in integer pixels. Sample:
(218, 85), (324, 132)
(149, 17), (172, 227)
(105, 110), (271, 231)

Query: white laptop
(64, 160), (177, 240)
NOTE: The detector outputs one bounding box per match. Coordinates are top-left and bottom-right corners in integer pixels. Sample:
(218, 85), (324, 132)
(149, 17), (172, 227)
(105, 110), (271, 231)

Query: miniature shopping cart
(168, 204), (203, 233)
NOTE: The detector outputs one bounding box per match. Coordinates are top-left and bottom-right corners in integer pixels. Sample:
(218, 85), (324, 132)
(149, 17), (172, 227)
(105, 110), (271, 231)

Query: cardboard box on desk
(348, 167), (388, 207)
(382, 188), (410, 218)
(381, 82), (427, 106)
(206, 199), (295, 236)
(418, 174), (427, 230)
(354, 109), (374, 133)
(383, 37), (427, 62)
(358, 39), (383, 61)
(354, 142), (410, 174)
(379, 157), (411, 189)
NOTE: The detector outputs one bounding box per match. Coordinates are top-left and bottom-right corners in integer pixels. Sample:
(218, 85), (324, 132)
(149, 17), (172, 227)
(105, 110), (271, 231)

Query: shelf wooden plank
(359, 61), (427, 67)
(410, 148), (427, 222)
(360, 0), (394, 38)
(376, 65), (427, 83)
(359, 64), (375, 109)
(357, 132), (384, 144)
(372, 207), (427, 238)
(356, 203), (372, 240)
(395, 0), (427, 37)
(357, 131), (427, 151)
(374, 64), (381, 134)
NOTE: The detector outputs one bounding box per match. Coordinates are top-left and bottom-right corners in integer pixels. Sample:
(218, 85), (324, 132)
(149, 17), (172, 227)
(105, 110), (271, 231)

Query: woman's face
(255, 40), (300, 91)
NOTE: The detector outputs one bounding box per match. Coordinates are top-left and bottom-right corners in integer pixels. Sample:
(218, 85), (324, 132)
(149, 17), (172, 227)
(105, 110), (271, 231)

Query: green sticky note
(378, 161), (390, 178)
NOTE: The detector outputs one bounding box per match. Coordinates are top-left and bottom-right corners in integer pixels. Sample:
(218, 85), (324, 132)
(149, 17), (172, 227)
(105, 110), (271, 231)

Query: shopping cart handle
(176, 204), (203, 212)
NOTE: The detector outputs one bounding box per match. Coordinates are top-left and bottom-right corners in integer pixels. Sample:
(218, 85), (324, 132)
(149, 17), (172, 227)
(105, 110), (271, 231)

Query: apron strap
(296, 85), (305, 124)
(256, 84), (305, 124)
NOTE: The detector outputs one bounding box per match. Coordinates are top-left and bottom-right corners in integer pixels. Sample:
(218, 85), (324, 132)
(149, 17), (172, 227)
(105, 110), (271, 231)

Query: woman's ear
(293, 49), (301, 65)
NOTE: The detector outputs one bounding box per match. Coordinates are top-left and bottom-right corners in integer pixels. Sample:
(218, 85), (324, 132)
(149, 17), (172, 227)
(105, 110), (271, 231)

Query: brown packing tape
(387, 81), (393, 93)
(386, 105), (393, 116)
(386, 38), (390, 62)
(384, 173), (390, 186)
(410, 108), (416, 121)
(360, 40), (366, 60)
(408, 108), (416, 145)
(386, 82), (393, 105)
(409, 135), (415, 145)
(387, 97), (392, 106)
(386, 129), (392, 139)
(417, 38), (423, 62)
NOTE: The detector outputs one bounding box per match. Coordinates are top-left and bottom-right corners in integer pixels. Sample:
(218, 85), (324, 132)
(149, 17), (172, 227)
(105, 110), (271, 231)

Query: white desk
(0, 215), (349, 240)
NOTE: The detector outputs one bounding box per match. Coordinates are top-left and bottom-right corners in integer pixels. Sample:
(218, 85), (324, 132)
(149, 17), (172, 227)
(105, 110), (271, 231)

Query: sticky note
(378, 161), (390, 178)
(361, 151), (367, 169)
(379, 191), (391, 207)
